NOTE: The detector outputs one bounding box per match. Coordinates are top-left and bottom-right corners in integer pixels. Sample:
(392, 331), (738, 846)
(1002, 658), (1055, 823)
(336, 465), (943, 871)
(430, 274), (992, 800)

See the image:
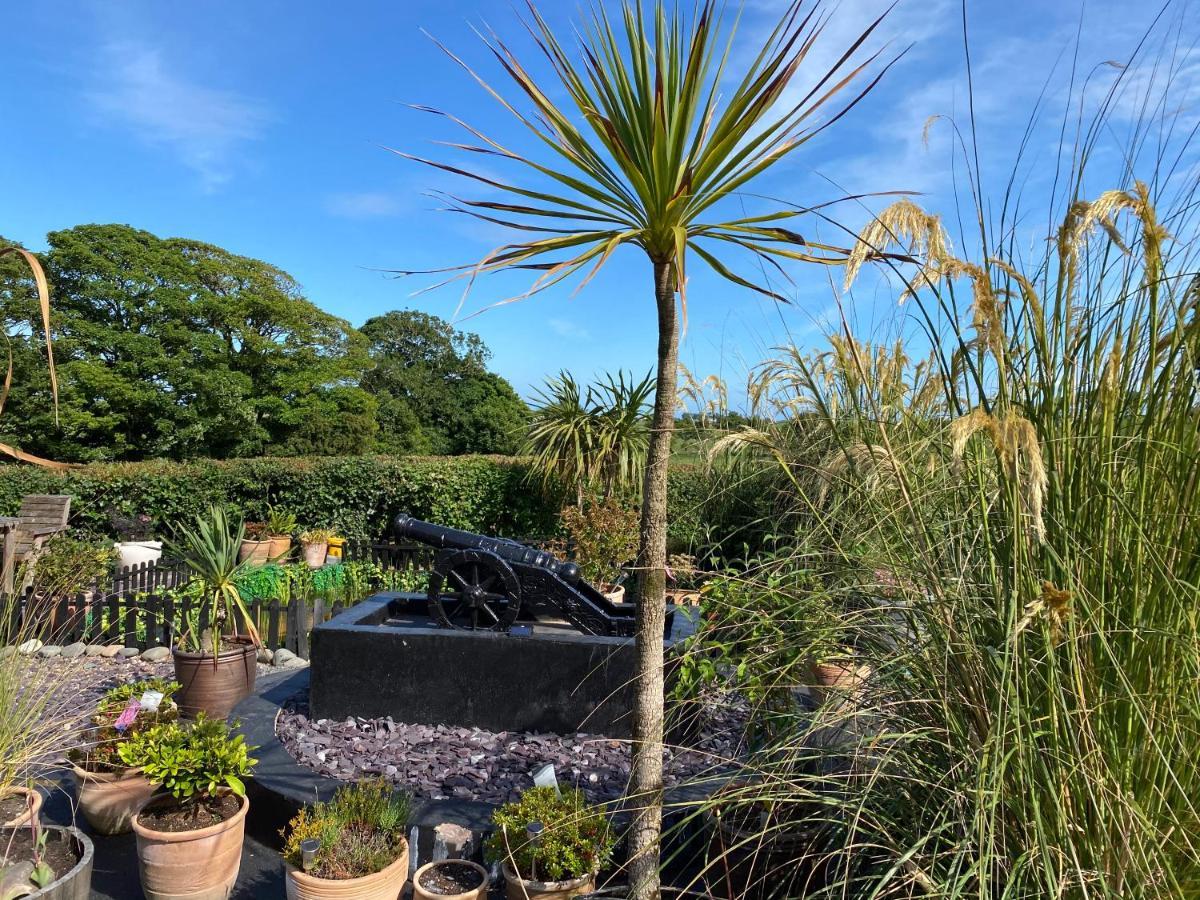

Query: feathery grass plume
(843, 197), (951, 294)
(815, 442), (898, 505)
(950, 408), (1047, 540)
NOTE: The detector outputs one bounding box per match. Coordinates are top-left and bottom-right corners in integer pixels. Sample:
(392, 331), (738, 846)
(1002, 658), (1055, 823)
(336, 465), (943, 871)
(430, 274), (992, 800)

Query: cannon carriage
(394, 515), (652, 637)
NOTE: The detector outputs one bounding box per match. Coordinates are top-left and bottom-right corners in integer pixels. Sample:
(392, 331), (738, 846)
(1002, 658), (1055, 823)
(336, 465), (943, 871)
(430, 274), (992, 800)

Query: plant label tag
(530, 763), (560, 795)
(139, 690), (164, 711)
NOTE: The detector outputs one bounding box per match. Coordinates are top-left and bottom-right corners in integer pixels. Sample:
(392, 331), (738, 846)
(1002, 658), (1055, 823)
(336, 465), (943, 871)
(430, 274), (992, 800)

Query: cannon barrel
(394, 515), (580, 584)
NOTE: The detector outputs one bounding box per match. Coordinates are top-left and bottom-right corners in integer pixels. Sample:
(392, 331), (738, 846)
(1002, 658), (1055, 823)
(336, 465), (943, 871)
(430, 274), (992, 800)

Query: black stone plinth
(309, 593), (695, 738)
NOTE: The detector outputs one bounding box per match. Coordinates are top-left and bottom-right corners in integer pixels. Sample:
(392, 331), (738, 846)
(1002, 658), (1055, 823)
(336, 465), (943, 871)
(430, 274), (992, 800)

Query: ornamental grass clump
(281, 779), (411, 880)
(485, 787), (614, 883)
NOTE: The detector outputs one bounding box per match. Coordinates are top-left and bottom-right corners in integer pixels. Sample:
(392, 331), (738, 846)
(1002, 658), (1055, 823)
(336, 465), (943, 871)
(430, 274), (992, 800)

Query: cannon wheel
(427, 549), (521, 631)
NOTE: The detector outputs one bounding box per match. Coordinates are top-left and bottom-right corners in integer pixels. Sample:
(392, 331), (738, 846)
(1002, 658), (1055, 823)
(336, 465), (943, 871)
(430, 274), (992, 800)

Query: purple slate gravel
(277, 689), (748, 805)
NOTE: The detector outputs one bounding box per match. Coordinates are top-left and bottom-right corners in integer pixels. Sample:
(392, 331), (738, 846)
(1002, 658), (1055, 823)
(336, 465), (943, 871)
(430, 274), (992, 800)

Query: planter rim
(0, 825), (93, 895)
(172, 639), (258, 661)
(132, 792), (248, 843)
(70, 762), (146, 782)
(501, 861), (595, 891)
(285, 841), (409, 886)
(414, 859), (488, 897)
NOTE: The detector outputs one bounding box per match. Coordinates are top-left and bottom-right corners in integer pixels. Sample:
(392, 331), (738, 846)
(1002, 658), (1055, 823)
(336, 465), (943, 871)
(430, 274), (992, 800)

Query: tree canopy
(0, 225), (525, 461)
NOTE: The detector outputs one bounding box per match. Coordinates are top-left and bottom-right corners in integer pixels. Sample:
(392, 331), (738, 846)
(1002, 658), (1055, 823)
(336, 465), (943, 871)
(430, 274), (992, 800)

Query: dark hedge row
(0, 455), (767, 551)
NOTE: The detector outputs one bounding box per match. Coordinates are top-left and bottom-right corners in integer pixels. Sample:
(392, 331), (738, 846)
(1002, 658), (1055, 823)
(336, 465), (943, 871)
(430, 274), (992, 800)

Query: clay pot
(809, 659), (871, 705)
(0, 785), (42, 826)
(302, 541), (328, 569)
(132, 794), (248, 900)
(285, 843), (409, 900)
(70, 764), (158, 835)
(0, 825), (93, 900)
(172, 641), (258, 719)
(600, 584), (625, 604)
(502, 863), (595, 900)
(413, 860), (488, 900)
(268, 535), (293, 561)
(238, 538), (272, 565)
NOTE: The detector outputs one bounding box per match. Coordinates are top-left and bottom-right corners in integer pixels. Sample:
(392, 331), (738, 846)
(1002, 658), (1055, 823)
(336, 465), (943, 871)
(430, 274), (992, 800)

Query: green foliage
(118, 714), (256, 804)
(266, 508), (297, 535)
(30, 535), (116, 597)
(360, 311), (527, 456)
(69, 679), (181, 773)
(485, 787), (613, 883)
(166, 505), (259, 649)
(282, 780), (410, 880)
(558, 498), (639, 588)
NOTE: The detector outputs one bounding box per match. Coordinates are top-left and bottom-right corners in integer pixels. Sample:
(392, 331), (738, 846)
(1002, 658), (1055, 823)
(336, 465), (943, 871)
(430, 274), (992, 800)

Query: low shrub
(282, 779), (410, 880)
(69, 678), (180, 773)
(118, 714), (256, 806)
(485, 786), (613, 883)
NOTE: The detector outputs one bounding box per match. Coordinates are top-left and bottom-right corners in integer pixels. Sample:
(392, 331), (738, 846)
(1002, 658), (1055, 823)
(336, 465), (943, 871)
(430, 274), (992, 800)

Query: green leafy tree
(360, 310), (526, 454)
(405, 3), (895, 893)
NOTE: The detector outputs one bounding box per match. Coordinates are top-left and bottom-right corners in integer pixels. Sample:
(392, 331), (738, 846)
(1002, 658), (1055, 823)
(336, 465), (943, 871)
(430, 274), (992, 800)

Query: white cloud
(548, 317), (591, 340)
(325, 191), (405, 219)
(88, 41), (271, 191)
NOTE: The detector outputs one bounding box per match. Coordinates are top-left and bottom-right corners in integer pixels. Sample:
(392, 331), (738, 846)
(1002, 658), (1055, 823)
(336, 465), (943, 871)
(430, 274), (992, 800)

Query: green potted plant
(558, 498), (639, 602)
(0, 817), (94, 899)
(122, 715), (256, 900)
(485, 787), (614, 900)
(67, 678), (180, 835)
(167, 505), (262, 718)
(299, 529), (334, 569)
(281, 779), (411, 900)
(238, 521), (272, 565)
(266, 508), (298, 561)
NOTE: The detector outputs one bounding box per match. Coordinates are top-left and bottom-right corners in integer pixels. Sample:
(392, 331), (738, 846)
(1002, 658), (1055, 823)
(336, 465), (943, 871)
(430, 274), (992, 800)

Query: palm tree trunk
(628, 259), (678, 900)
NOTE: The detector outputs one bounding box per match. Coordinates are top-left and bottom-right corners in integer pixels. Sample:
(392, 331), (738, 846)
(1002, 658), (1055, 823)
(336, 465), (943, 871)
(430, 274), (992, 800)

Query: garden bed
(278, 688), (748, 805)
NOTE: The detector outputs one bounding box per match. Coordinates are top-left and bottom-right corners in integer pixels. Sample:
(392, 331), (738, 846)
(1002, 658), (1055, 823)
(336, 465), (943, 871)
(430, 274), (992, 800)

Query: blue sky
(1, 0), (1194, 399)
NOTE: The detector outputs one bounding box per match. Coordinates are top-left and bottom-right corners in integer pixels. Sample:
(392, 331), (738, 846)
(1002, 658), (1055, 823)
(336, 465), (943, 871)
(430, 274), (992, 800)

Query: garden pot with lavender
(68, 679), (179, 834)
(282, 780), (410, 900)
(0, 785), (42, 827)
(121, 716), (255, 900)
(413, 860), (489, 900)
(486, 788), (612, 900)
(0, 825), (94, 900)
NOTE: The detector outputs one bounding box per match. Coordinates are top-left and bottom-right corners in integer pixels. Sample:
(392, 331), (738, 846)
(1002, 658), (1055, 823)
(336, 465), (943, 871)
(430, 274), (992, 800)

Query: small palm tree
(402, 3), (897, 892)
(168, 505), (260, 651)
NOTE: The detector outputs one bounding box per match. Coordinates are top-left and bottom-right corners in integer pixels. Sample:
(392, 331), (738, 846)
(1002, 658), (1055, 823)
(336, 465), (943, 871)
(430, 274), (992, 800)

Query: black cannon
(394, 515), (651, 637)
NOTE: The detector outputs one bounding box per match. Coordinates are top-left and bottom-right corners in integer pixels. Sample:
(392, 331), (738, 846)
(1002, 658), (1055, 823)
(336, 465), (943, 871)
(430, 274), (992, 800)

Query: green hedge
(0, 454), (774, 552)
(0, 455), (555, 543)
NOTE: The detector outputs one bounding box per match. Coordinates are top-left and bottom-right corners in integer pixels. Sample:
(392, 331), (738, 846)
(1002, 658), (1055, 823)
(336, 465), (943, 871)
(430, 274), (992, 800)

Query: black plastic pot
(0, 826), (93, 900)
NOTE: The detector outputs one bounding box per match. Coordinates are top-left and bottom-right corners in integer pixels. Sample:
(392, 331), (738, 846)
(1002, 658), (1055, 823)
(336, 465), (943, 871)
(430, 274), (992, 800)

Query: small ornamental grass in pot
(281, 779), (411, 900)
(486, 787), (614, 900)
(167, 506), (262, 719)
(299, 529), (334, 569)
(266, 508), (298, 561)
(121, 715), (256, 900)
(67, 678), (180, 835)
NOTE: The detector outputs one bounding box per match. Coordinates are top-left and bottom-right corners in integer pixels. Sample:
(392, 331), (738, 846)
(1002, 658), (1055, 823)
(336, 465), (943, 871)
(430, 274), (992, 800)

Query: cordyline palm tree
(399, 2), (897, 893)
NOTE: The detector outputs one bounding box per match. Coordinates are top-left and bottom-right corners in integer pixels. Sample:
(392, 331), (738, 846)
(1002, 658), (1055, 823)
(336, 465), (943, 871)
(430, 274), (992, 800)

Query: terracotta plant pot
(302, 541), (328, 569)
(600, 584), (625, 604)
(285, 842), (409, 900)
(0, 825), (93, 900)
(1, 785), (43, 827)
(413, 860), (488, 900)
(132, 794), (248, 900)
(268, 535), (293, 561)
(172, 641), (258, 719)
(809, 659), (871, 705)
(70, 764), (158, 835)
(502, 863), (595, 900)
(238, 538), (272, 565)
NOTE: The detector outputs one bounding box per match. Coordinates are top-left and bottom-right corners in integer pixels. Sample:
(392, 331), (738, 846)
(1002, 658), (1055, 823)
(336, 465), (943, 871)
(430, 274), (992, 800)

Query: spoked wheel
(427, 549), (521, 631)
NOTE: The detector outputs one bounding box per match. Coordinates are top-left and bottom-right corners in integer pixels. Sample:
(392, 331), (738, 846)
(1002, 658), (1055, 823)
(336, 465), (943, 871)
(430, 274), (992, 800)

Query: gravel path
(277, 690), (748, 805)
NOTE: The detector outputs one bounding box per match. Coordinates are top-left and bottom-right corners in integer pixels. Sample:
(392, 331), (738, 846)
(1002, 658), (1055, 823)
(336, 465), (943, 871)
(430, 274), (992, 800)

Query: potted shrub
(485, 787), (614, 900)
(121, 715), (256, 900)
(299, 529), (334, 569)
(67, 678), (180, 835)
(266, 508), (298, 561)
(110, 509), (162, 570)
(0, 819), (94, 900)
(412, 860), (489, 900)
(238, 521), (272, 565)
(281, 779), (411, 900)
(167, 505), (262, 719)
(558, 498), (638, 602)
